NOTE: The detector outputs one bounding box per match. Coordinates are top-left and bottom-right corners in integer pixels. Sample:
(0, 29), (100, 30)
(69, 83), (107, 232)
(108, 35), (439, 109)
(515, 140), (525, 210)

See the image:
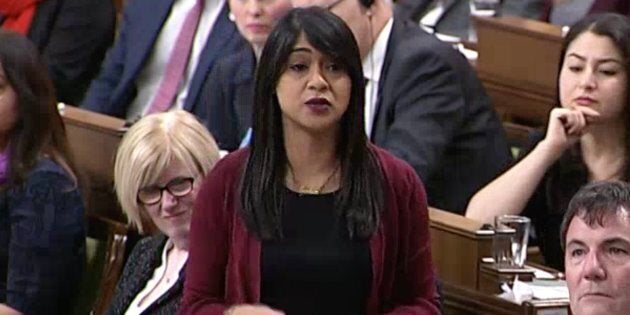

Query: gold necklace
(288, 163), (340, 194)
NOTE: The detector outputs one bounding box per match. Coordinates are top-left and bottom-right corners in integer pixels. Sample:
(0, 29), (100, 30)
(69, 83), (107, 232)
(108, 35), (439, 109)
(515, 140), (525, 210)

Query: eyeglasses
(137, 177), (195, 205)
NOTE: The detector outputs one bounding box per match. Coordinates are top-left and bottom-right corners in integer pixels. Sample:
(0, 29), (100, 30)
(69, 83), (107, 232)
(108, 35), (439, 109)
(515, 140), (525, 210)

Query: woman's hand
(540, 107), (600, 157)
(224, 304), (285, 315)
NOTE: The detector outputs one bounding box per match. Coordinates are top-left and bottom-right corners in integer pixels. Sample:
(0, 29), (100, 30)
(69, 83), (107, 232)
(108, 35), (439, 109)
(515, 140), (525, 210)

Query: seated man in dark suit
(81, 0), (244, 127)
(0, 0), (116, 105)
(292, 0), (512, 214)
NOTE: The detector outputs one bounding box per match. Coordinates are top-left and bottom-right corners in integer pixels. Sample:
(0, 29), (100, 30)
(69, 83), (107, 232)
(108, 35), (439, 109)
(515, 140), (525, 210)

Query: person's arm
(80, 2), (131, 113)
(40, 0), (116, 105)
(385, 161), (440, 314)
(465, 107), (599, 224)
(180, 159), (235, 314)
(379, 42), (466, 183)
(181, 157), (283, 315)
(200, 62), (241, 151)
(6, 169), (86, 314)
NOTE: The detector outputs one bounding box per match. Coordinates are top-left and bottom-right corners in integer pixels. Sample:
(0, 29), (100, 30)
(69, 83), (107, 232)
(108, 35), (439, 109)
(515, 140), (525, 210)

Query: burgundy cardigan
(541, 0), (630, 21)
(181, 147), (440, 314)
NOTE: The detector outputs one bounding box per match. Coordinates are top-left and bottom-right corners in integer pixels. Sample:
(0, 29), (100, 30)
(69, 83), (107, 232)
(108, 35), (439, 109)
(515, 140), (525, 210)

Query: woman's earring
(229, 12), (236, 22)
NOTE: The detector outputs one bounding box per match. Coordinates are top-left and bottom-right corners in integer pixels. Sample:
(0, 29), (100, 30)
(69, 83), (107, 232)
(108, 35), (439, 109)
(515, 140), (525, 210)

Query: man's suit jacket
(28, 0), (115, 105)
(541, 0), (630, 20)
(371, 20), (511, 214)
(198, 46), (256, 151)
(394, 0), (468, 38)
(81, 0), (244, 127)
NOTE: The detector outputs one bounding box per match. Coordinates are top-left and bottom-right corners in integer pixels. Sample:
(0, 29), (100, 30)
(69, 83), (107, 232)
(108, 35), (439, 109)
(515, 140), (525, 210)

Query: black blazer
(371, 20), (511, 214)
(393, 0), (432, 22)
(28, 0), (116, 105)
(394, 0), (469, 38)
(107, 235), (184, 315)
(200, 46), (256, 151)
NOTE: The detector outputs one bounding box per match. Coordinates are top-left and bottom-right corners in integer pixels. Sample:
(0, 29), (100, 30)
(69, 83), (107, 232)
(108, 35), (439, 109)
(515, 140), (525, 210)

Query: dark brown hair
(558, 14), (630, 178)
(240, 7), (384, 240)
(0, 30), (78, 186)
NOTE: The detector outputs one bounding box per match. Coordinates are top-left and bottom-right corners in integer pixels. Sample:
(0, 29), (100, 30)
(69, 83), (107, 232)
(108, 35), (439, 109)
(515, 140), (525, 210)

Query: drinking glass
(494, 215), (531, 267)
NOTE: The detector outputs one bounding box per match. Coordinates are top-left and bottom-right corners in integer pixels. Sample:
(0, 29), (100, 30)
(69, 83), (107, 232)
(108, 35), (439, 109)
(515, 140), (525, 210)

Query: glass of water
(494, 215), (531, 268)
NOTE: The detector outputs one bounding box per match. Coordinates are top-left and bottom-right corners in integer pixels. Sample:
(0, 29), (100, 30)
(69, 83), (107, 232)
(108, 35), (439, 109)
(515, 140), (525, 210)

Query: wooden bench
(430, 209), (570, 314)
(61, 105), (126, 222)
(429, 207), (493, 289)
(474, 16), (564, 127)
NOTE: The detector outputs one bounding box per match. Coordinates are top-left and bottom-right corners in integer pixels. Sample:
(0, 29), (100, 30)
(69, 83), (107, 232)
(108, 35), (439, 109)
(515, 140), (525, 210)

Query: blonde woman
(108, 110), (220, 315)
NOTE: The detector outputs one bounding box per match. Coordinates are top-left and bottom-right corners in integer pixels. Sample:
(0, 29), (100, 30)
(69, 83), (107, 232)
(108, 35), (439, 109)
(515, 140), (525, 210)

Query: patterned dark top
(0, 158), (86, 314)
(107, 234), (184, 315)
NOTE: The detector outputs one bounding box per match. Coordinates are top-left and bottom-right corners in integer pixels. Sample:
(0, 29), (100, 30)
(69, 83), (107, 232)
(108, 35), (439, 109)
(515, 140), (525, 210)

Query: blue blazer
(81, 0), (244, 127)
(198, 47), (256, 151)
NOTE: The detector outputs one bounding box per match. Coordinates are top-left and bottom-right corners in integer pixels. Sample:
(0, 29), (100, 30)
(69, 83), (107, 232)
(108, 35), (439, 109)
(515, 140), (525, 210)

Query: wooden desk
(474, 16), (564, 126)
(478, 263), (536, 295)
(61, 105), (126, 221)
(443, 282), (570, 315)
(429, 209), (570, 314)
(429, 208), (493, 290)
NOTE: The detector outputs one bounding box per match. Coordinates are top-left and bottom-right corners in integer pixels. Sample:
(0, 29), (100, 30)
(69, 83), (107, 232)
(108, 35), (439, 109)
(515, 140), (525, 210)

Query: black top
(522, 132), (588, 271)
(261, 189), (372, 315)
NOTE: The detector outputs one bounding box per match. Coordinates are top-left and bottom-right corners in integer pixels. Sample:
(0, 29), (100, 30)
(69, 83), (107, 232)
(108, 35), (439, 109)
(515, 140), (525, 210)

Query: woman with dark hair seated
(467, 13), (630, 270)
(0, 30), (86, 315)
(182, 7), (439, 315)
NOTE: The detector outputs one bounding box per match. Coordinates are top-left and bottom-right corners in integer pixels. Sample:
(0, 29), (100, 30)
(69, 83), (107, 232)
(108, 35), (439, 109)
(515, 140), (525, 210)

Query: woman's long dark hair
(0, 30), (78, 186)
(240, 7), (384, 240)
(558, 13), (630, 179)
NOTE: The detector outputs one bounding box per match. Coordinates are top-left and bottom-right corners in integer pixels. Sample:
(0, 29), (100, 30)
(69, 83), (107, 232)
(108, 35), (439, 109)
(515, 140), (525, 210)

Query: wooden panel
(443, 282), (522, 315)
(61, 106), (126, 221)
(478, 263), (536, 295)
(429, 208), (493, 289)
(443, 282), (570, 315)
(475, 15), (563, 92)
(474, 15), (564, 126)
(87, 213), (128, 315)
(480, 72), (554, 126)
